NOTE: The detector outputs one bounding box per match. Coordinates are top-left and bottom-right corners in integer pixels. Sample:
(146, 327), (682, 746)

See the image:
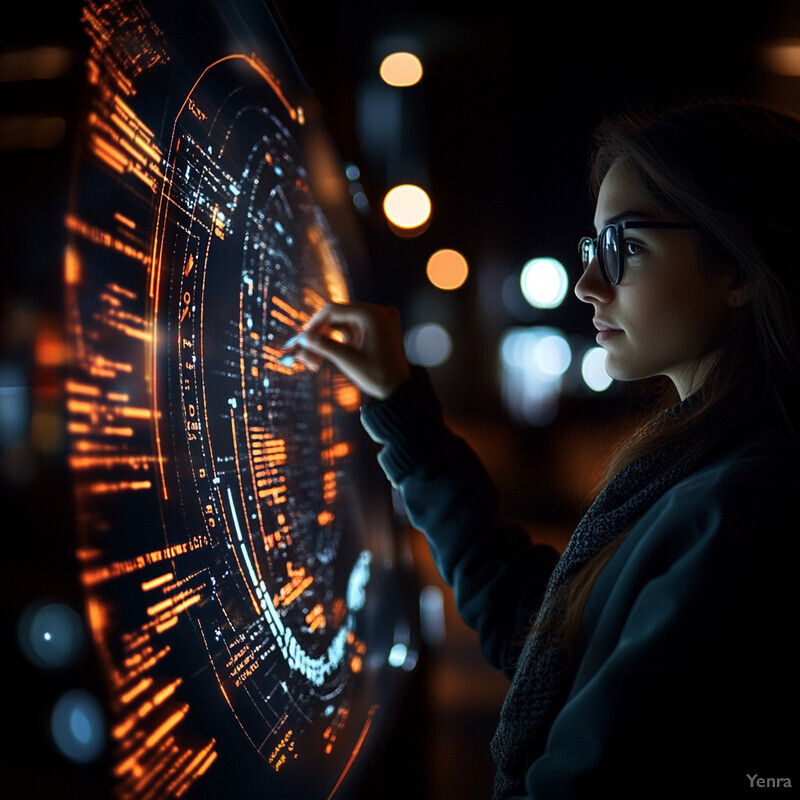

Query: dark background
(2, 1), (799, 797)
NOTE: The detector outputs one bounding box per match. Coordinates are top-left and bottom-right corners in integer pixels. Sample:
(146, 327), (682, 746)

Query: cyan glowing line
(227, 486), (259, 588)
(257, 552), (372, 686)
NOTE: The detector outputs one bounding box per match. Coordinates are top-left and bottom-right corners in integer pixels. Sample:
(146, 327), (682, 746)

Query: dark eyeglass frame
(579, 220), (697, 286)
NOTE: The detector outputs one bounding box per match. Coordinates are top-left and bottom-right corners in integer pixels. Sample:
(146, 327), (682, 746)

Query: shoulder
(598, 430), (797, 604)
(640, 430), (795, 535)
(575, 431), (797, 675)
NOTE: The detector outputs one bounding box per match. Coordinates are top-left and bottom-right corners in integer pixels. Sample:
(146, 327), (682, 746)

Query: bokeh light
(379, 52), (423, 87)
(763, 38), (800, 76)
(50, 689), (106, 763)
(520, 257), (568, 309)
(499, 327), (572, 425)
(404, 322), (452, 367)
(581, 346), (613, 391)
(426, 249), (468, 290)
(383, 184), (431, 234)
(532, 333), (572, 377)
(18, 599), (85, 670)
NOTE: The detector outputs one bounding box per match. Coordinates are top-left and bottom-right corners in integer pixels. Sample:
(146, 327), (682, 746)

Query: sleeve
(515, 449), (798, 797)
(360, 367), (559, 676)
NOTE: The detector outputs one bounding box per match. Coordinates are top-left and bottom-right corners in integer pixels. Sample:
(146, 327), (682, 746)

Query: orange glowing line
(108, 282), (137, 299)
(280, 574), (314, 607)
(66, 379), (101, 396)
(120, 678), (153, 705)
(172, 740), (218, 797)
(171, 594), (201, 615)
(70, 454), (156, 470)
(92, 133), (128, 167)
(120, 406), (152, 419)
(195, 749), (218, 778)
(65, 214), (150, 265)
(326, 705), (379, 800)
(184, 253), (194, 276)
(118, 133), (148, 167)
(131, 162), (158, 191)
(270, 308), (295, 328)
(90, 145), (126, 174)
(153, 678), (182, 706)
(134, 133), (162, 163)
(155, 616), (179, 633)
(89, 480), (151, 493)
(272, 295), (305, 321)
(111, 717), (136, 742)
(147, 598), (174, 616)
(109, 111), (135, 141)
(80, 537), (204, 587)
(102, 426), (134, 437)
(142, 573), (173, 591)
(145, 706), (189, 748)
(114, 94), (157, 139)
(67, 399), (93, 415)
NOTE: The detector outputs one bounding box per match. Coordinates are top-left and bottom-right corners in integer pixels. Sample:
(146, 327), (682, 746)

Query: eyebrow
(595, 208), (658, 233)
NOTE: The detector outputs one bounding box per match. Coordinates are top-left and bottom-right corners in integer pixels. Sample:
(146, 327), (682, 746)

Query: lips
(593, 319), (623, 343)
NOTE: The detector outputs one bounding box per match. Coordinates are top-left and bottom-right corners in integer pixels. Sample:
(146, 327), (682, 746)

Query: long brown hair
(558, 99), (800, 653)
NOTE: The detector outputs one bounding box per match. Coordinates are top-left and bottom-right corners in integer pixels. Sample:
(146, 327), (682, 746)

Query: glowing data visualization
(64, 2), (416, 798)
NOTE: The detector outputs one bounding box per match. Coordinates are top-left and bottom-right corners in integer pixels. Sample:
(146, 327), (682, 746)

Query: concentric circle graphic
(65, 4), (416, 798)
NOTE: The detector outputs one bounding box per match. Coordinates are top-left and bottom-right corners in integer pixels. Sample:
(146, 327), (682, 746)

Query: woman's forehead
(594, 159), (662, 232)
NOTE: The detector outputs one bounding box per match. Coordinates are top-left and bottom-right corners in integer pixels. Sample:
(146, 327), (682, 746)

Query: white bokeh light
(582, 346), (613, 391)
(520, 257), (568, 309)
(499, 327), (573, 425)
(404, 322), (452, 367)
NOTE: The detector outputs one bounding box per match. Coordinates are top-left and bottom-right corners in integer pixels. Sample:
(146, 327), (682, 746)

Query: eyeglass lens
(601, 226), (621, 284)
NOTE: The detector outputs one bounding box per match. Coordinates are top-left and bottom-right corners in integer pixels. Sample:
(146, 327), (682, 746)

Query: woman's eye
(624, 240), (644, 257)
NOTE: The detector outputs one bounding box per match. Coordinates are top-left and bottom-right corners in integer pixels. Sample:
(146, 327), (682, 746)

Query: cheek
(624, 273), (729, 359)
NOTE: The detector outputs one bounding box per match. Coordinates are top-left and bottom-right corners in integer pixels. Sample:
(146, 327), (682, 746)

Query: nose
(574, 255), (613, 305)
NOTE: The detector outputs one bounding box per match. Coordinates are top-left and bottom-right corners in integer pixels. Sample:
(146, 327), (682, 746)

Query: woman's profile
(287, 100), (799, 797)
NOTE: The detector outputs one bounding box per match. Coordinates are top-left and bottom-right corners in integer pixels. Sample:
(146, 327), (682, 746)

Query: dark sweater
(360, 368), (798, 798)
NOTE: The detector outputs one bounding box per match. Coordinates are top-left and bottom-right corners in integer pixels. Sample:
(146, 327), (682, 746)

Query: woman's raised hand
(286, 301), (411, 400)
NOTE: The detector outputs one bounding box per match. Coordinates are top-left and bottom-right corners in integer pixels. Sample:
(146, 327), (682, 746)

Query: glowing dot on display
(520, 257), (568, 309)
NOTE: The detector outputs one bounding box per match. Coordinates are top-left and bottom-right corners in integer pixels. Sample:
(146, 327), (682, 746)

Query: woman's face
(574, 158), (738, 399)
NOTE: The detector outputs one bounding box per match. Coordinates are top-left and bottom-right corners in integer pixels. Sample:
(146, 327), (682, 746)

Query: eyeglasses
(579, 220), (696, 286)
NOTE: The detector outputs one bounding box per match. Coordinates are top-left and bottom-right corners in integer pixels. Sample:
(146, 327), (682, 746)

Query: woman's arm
(293, 302), (559, 674)
(362, 367), (559, 674)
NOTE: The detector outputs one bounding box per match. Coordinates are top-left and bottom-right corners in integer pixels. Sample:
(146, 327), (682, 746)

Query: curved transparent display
(64, 2), (416, 798)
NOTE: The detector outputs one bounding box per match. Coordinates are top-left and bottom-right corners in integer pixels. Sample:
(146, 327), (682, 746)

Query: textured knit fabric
(360, 367), (797, 798)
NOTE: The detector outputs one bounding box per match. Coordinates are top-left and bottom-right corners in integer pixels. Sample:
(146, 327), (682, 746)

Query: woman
(289, 101), (800, 797)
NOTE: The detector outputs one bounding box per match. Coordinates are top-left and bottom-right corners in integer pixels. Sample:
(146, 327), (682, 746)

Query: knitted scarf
(489, 396), (734, 798)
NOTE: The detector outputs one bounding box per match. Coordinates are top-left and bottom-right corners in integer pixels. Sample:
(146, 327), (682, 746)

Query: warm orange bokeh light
(383, 184), (431, 234)
(379, 52), (423, 87)
(426, 248), (469, 290)
(764, 38), (800, 76)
